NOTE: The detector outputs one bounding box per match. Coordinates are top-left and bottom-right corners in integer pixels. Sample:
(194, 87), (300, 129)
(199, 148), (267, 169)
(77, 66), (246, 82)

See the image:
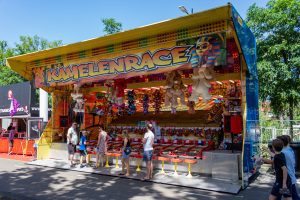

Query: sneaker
(80, 164), (84, 168)
(93, 165), (98, 169)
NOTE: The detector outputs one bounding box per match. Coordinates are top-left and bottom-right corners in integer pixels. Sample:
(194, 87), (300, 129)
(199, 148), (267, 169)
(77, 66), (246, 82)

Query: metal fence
(259, 120), (300, 143)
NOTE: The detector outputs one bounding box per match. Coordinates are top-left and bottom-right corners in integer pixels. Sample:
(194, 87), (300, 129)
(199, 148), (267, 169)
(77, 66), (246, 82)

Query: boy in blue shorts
(79, 130), (89, 168)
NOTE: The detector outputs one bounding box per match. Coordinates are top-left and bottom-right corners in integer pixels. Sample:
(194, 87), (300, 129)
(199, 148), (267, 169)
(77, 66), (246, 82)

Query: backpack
(124, 147), (131, 155)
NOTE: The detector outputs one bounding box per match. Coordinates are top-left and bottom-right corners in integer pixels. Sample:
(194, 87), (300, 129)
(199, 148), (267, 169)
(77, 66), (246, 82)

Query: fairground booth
(0, 81), (44, 158)
(7, 4), (260, 193)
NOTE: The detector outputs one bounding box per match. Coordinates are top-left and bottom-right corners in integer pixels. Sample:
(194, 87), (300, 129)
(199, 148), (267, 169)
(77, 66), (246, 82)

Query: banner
(33, 33), (226, 88)
(33, 46), (193, 88)
(0, 82), (31, 117)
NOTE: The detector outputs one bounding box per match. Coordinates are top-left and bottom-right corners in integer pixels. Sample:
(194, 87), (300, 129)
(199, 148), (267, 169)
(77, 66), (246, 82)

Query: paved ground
(0, 158), (298, 200)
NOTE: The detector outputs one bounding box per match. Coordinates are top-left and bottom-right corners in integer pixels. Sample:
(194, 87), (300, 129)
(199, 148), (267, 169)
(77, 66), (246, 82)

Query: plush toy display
(142, 94), (150, 114)
(153, 90), (163, 114)
(187, 85), (195, 114)
(105, 80), (115, 103)
(127, 90), (136, 115)
(70, 82), (86, 125)
(113, 79), (127, 106)
(189, 35), (221, 103)
(164, 70), (186, 113)
(189, 67), (215, 103)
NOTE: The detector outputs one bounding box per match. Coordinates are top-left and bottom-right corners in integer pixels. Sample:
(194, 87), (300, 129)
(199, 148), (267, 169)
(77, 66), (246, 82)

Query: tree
(246, 0), (300, 138)
(14, 35), (63, 55)
(0, 35), (62, 86)
(101, 18), (122, 35)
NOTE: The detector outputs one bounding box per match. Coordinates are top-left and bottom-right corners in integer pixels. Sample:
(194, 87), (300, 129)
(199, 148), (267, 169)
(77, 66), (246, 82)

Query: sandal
(141, 177), (150, 181)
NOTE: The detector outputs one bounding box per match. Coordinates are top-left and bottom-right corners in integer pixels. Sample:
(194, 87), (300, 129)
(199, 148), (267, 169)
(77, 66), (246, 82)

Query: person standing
(8, 127), (15, 155)
(67, 122), (78, 167)
(120, 130), (131, 176)
(95, 125), (108, 168)
(280, 135), (299, 200)
(79, 130), (89, 168)
(269, 138), (292, 200)
(7, 123), (13, 132)
(142, 123), (154, 180)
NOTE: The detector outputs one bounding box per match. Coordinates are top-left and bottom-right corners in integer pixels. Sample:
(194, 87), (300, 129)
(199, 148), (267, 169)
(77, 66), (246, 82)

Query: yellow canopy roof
(6, 4), (232, 81)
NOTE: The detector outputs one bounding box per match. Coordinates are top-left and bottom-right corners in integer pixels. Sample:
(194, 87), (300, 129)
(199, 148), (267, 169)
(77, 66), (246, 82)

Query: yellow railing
(37, 120), (53, 160)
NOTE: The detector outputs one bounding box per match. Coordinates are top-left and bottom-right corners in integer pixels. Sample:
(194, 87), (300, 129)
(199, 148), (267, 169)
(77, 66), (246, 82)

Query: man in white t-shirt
(142, 123), (154, 180)
(67, 122), (78, 167)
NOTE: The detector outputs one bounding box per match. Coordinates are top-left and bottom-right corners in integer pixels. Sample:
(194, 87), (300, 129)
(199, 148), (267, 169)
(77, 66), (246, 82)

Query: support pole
(39, 89), (48, 122)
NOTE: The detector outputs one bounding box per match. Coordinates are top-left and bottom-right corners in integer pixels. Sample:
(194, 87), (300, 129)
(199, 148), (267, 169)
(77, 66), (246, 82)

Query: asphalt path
(0, 158), (297, 200)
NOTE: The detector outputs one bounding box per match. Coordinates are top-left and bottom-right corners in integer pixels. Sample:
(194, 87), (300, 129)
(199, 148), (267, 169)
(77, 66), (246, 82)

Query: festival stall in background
(7, 4), (260, 189)
(0, 81), (44, 157)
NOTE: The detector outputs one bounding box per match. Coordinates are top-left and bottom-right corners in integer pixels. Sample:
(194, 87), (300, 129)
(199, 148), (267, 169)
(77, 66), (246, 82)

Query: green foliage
(0, 35), (62, 86)
(14, 35), (62, 55)
(246, 0), (300, 119)
(0, 67), (25, 86)
(101, 18), (122, 35)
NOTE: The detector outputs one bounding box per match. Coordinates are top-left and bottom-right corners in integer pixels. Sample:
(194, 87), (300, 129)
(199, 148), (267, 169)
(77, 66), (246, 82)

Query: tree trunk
(288, 97), (294, 140)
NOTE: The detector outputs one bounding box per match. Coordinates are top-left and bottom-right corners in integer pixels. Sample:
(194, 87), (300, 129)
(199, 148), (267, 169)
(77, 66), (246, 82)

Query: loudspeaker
(59, 116), (69, 128)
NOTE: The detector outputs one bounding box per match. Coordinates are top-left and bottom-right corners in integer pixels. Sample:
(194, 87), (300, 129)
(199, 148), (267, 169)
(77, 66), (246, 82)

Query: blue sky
(0, 0), (269, 47)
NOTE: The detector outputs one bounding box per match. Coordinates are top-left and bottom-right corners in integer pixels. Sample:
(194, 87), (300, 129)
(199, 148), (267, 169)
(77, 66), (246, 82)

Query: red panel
(0, 138), (8, 153)
(231, 115), (243, 134)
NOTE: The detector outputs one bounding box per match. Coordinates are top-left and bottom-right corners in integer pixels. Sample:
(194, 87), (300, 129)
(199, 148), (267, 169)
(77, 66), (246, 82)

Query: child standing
(79, 131), (89, 168)
(269, 138), (292, 200)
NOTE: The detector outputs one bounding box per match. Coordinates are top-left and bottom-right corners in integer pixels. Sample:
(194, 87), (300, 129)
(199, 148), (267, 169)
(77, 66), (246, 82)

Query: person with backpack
(120, 130), (131, 176)
(67, 122), (78, 167)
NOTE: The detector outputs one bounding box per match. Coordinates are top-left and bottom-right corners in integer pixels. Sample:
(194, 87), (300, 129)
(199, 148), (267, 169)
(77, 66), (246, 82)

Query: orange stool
(158, 156), (170, 174)
(112, 153), (121, 168)
(184, 159), (197, 177)
(171, 158), (183, 176)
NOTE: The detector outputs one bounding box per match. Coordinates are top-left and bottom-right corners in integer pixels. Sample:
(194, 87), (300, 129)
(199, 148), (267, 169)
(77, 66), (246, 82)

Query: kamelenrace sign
(0, 82), (31, 117)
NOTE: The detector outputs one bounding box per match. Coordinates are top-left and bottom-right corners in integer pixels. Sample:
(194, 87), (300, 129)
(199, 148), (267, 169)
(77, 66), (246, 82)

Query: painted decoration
(33, 46), (193, 88)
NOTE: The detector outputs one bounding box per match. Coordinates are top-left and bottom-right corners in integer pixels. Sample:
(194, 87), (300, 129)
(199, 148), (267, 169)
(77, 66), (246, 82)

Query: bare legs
(145, 160), (153, 179)
(80, 154), (89, 167)
(69, 154), (75, 166)
(8, 145), (12, 155)
(121, 158), (130, 176)
(96, 153), (104, 167)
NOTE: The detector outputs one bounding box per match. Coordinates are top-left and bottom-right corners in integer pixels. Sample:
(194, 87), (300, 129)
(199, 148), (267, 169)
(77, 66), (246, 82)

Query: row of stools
(157, 156), (197, 177)
(90, 152), (198, 177)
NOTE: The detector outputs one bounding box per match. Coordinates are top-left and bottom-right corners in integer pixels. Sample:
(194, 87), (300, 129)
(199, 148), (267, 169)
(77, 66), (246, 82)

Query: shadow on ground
(0, 159), (276, 200)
